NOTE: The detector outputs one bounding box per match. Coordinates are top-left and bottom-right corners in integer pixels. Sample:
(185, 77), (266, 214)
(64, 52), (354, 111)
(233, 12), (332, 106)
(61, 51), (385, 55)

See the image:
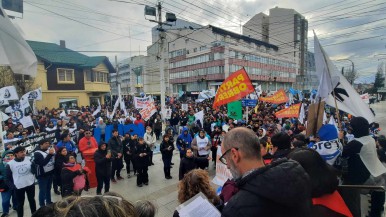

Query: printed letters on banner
(139, 101), (157, 121)
(275, 103), (301, 118)
(213, 68), (254, 108)
(212, 146), (233, 186)
(259, 89), (289, 104)
(134, 96), (151, 109)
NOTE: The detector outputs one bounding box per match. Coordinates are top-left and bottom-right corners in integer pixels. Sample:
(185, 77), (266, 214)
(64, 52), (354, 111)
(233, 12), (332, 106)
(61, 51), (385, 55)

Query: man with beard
(220, 128), (312, 217)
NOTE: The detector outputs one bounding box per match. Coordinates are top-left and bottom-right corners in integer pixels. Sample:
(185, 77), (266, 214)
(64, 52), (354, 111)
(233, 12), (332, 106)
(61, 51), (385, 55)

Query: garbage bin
(82, 148), (98, 188)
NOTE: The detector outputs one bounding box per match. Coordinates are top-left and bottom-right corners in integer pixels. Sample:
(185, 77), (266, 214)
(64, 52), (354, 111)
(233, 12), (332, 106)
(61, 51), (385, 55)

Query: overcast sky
(8, 0), (386, 81)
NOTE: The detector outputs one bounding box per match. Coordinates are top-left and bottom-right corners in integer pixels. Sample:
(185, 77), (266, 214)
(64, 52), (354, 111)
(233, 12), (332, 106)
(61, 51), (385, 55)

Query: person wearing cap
(6, 146), (37, 217)
(191, 129), (211, 169)
(341, 117), (386, 217)
(0, 150), (18, 217)
(33, 139), (55, 208)
(94, 141), (112, 195)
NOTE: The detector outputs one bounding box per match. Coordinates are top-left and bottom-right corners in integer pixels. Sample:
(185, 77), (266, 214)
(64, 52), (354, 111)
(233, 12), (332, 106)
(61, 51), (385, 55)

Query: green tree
(374, 63), (385, 91)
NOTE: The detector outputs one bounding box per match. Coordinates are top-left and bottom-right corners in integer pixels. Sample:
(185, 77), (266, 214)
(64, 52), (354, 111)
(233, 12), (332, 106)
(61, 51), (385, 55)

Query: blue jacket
(56, 140), (76, 153)
(176, 127), (192, 152)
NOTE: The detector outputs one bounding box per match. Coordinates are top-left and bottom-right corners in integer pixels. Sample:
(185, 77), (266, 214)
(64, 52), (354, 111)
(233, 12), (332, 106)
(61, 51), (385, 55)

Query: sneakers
(111, 178), (117, 183)
(127, 174), (131, 178)
(1, 213), (9, 217)
(117, 176), (124, 180)
(166, 176), (173, 179)
(144, 182), (149, 185)
(137, 184), (143, 187)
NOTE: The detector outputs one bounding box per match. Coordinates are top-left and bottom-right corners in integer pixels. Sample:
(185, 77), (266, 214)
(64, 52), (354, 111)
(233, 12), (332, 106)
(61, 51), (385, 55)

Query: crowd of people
(0, 95), (385, 217)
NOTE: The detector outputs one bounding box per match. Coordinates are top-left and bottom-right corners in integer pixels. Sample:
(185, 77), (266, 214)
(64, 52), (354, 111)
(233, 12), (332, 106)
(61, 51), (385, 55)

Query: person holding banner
(191, 130), (211, 170)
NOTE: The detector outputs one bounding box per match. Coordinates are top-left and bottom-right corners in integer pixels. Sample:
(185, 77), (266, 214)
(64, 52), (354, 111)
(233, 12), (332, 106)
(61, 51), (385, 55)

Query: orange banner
(213, 68), (254, 108)
(275, 103), (301, 118)
(259, 89), (289, 104)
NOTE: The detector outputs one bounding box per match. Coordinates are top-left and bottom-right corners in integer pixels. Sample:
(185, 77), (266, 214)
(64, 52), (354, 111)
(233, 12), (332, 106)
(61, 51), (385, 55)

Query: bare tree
(0, 66), (37, 95)
(342, 66), (358, 85)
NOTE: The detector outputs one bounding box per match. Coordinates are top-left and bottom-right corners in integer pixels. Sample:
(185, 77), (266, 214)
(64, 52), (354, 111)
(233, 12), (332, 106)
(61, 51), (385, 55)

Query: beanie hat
(318, 124), (338, 141)
(350, 117), (369, 138)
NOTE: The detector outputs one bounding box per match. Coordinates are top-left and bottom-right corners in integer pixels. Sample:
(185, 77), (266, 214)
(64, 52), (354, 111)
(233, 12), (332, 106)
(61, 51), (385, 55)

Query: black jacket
(341, 139), (370, 184)
(61, 166), (82, 197)
(108, 136), (123, 158)
(94, 148), (112, 178)
(178, 156), (207, 180)
(222, 159), (312, 217)
(160, 140), (174, 158)
(33, 147), (55, 177)
(134, 144), (151, 168)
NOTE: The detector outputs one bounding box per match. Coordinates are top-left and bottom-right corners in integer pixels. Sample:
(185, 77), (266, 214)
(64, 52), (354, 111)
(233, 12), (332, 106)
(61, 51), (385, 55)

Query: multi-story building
(295, 51), (319, 91)
(28, 40), (114, 109)
(110, 55), (147, 96)
(168, 25), (297, 95)
(243, 7), (308, 76)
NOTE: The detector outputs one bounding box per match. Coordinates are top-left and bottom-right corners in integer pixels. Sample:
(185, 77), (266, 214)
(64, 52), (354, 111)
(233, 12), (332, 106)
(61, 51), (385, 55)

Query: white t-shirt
(7, 157), (35, 189)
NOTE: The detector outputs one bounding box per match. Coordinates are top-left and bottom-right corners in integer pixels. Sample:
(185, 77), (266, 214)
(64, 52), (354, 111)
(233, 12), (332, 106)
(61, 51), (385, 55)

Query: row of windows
(170, 66), (225, 79)
(85, 70), (108, 83)
(169, 48), (186, 58)
(229, 65), (297, 78)
(169, 52), (224, 68)
(229, 50), (296, 68)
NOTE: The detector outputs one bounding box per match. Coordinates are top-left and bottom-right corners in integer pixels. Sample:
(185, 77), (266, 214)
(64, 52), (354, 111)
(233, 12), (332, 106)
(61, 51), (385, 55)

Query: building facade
(28, 40), (114, 109)
(168, 25), (297, 95)
(243, 7), (308, 76)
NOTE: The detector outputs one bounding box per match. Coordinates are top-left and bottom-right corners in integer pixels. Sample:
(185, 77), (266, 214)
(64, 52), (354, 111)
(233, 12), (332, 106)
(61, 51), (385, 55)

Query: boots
(166, 168), (172, 179)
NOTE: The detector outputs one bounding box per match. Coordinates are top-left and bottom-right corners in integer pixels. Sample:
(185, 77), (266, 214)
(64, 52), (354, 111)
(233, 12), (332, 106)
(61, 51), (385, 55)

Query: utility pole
(145, 1), (176, 122)
(115, 55), (121, 107)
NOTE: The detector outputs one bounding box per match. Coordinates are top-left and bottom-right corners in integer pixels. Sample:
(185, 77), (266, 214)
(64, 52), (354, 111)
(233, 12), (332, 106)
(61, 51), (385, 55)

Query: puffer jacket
(222, 158), (312, 217)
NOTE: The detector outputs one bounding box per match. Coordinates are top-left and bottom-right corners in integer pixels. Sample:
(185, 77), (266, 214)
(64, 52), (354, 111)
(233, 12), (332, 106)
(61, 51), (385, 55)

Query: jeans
(37, 175), (53, 207)
(15, 184), (36, 217)
(111, 158), (123, 179)
(1, 189), (17, 214)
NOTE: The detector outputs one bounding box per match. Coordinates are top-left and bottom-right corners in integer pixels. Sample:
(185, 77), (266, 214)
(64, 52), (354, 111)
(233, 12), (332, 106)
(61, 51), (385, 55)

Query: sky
(6, 0), (386, 81)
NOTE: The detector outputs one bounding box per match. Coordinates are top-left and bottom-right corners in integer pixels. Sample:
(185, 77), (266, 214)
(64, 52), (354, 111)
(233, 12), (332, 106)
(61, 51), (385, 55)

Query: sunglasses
(219, 147), (239, 165)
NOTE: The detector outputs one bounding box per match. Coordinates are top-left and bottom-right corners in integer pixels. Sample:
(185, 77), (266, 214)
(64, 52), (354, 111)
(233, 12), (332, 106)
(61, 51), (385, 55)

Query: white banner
(21, 87), (42, 101)
(194, 110), (204, 128)
(0, 99), (9, 106)
(181, 104), (188, 111)
(212, 146), (233, 186)
(92, 99), (101, 116)
(19, 115), (34, 128)
(0, 86), (19, 101)
(139, 101), (157, 121)
(134, 96), (152, 109)
(165, 108), (172, 119)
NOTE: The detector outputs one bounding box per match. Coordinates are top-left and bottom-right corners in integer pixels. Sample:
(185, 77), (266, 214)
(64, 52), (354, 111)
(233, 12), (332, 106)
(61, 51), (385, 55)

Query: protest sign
(259, 89), (289, 104)
(212, 146), (233, 186)
(213, 68), (254, 108)
(275, 103), (301, 118)
(139, 101), (157, 121)
(134, 96), (152, 109)
(227, 101), (243, 120)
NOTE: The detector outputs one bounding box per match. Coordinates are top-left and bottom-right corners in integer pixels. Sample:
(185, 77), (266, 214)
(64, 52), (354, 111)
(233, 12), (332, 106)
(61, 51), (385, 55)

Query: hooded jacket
(94, 143), (112, 178)
(33, 146), (55, 178)
(176, 127), (192, 152)
(222, 159), (312, 217)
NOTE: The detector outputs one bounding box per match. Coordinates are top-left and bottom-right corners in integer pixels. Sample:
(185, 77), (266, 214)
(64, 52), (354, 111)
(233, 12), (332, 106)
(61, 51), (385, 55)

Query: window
(85, 70), (92, 82)
(93, 71), (108, 83)
(57, 68), (75, 83)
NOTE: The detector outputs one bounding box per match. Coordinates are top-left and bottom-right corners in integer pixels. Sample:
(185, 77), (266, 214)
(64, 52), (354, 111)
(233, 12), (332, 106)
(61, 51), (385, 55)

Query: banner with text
(139, 101), (157, 121)
(134, 96), (152, 109)
(259, 89), (289, 104)
(212, 146), (233, 186)
(213, 68), (254, 108)
(275, 103), (301, 118)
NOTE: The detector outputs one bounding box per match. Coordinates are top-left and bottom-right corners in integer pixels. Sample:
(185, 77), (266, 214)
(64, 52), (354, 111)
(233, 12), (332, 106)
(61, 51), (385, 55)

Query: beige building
(28, 40), (114, 109)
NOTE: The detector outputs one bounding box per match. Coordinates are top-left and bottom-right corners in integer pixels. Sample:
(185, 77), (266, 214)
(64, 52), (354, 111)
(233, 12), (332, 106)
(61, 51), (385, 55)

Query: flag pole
(314, 97), (322, 136)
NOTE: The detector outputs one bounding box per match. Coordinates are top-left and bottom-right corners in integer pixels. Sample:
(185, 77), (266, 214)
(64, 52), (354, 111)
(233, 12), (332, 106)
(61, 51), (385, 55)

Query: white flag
(19, 116), (34, 128)
(60, 110), (66, 118)
(0, 99), (8, 106)
(0, 86), (18, 101)
(314, 34), (339, 100)
(120, 97), (128, 117)
(194, 110), (204, 128)
(22, 87), (42, 101)
(197, 90), (215, 102)
(256, 85), (262, 97)
(1, 111), (9, 121)
(298, 103), (305, 124)
(0, 6), (37, 77)
(109, 97), (120, 120)
(92, 99), (101, 116)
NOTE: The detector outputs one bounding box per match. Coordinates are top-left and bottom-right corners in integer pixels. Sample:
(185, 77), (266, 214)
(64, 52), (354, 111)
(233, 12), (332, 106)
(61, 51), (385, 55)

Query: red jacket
(78, 137), (98, 154)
